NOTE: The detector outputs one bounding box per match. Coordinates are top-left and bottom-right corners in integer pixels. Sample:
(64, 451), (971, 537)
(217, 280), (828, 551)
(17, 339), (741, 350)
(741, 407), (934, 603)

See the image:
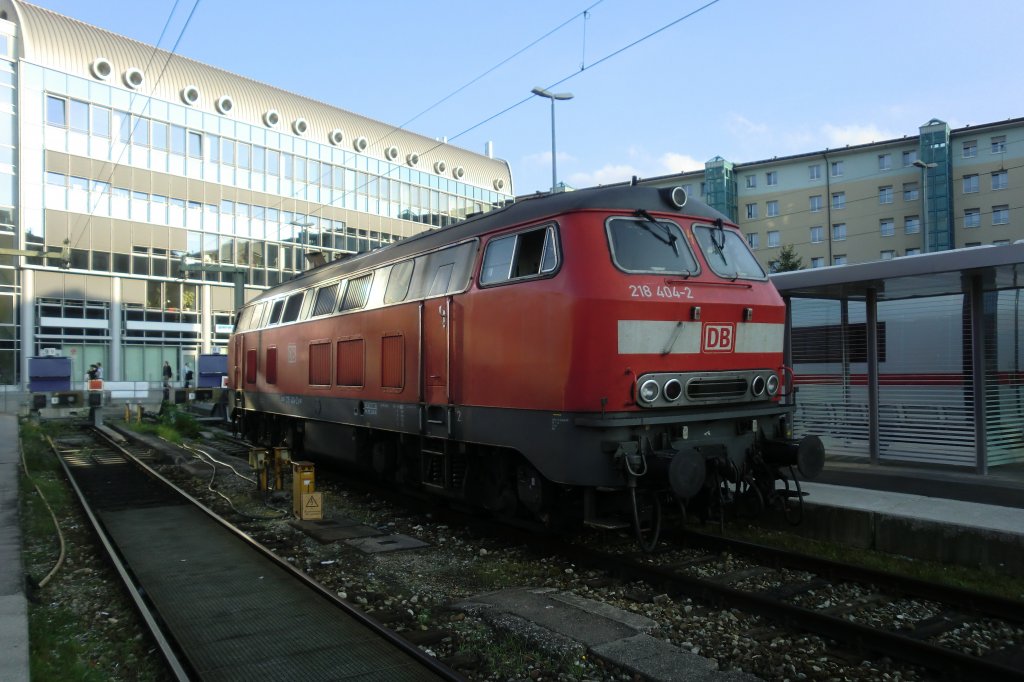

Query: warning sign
(300, 492), (323, 521)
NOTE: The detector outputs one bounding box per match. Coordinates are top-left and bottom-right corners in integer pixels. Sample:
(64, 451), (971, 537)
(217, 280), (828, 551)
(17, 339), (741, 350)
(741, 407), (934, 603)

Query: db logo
(702, 323), (735, 352)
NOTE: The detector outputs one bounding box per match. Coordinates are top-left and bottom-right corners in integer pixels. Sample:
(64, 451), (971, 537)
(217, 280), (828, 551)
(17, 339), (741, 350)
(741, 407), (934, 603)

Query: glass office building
(0, 1), (513, 386)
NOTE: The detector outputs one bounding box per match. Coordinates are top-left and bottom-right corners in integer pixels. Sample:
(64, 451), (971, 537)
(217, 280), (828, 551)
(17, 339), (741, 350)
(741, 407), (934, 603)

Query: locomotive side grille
(381, 334), (404, 389)
(336, 338), (364, 387)
(686, 377), (748, 400)
(308, 342), (331, 386)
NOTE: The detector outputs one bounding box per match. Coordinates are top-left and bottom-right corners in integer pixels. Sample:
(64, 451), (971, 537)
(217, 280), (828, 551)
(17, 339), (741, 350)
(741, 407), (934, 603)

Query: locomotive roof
(251, 184), (731, 303)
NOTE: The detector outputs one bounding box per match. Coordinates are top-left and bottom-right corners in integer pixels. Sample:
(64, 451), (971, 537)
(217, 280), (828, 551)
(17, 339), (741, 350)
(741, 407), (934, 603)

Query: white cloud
(567, 149), (703, 189)
(568, 164), (642, 187)
(821, 123), (895, 147)
(658, 152), (702, 174)
(725, 114), (769, 137)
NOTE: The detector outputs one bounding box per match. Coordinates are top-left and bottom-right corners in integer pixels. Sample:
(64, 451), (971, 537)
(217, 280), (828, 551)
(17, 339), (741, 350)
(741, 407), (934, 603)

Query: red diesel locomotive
(229, 183), (823, 547)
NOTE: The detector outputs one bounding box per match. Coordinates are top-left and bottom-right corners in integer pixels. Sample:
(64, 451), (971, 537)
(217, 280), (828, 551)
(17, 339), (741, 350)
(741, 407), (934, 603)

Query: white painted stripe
(618, 320), (701, 354)
(618, 320), (784, 355)
(734, 323), (784, 354)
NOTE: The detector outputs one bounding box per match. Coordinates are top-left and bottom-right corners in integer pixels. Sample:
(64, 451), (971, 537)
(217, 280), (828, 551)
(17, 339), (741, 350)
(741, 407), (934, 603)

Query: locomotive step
(584, 518), (631, 530)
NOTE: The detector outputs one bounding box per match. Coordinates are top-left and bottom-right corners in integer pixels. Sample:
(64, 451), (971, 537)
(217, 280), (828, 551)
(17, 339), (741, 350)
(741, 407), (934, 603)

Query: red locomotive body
(230, 184), (822, 546)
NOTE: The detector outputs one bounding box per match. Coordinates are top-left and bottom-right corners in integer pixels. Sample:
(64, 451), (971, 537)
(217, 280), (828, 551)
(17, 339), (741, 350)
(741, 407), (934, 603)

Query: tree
(771, 244), (804, 272)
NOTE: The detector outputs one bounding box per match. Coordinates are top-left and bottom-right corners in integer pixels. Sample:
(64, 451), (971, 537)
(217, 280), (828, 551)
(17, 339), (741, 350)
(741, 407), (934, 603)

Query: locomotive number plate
(629, 284), (693, 299)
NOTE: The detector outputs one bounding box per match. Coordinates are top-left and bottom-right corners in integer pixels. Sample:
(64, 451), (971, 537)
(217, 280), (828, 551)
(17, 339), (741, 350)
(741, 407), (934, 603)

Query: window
(811, 257), (824, 268)
(905, 216), (920, 234)
(964, 209), (980, 228)
(311, 283), (339, 316)
(745, 174), (756, 188)
(766, 200), (779, 217)
(91, 106), (110, 138)
(483, 224), (562, 283)
(830, 160), (843, 177)
(880, 250), (895, 260)
(903, 182), (919, 201)
(268, 299), (284, 325)
(963, 175), (979, 193)
(767, 230), (780, 247)
(46, 95), (66, 126)
(281, 292), (304, 323)
(340, 274), (372, 310)
(992, 205), (1009, 225)
(879, 186), (893, 204)
(69, 99), (89, 132)
(962, 140), (977, 158)
(992, 170), (1008, 190)
(902, 150), (918, 166)
(831, 192), (845, 210)
(187, 131), (203, 158)
(905, 248), (921, 256)
(692, 225), (766, 280)
(832, 223), (846, 241)
(878, 153), (892, 171)
(384, 260), (414, 304)
(991, 135), (1006, 153)
(880, 219), (894, 237)
(808, 164), (821, 180)
(809, 195), (822, 212)
(810, 226), (823, 243)
(747, 232), (760, 248)
(766, 171), (778, 186)
(832, 255), (847, 266)
(745, 203), (758, 219)
(965, 242), (982, 248)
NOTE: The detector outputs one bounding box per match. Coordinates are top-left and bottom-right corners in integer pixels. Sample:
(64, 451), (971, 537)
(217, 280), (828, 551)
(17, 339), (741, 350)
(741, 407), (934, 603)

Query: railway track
(288, 460), (1024, 680)
(49, 425), (462, 681)
(559, 531), (1024, 681)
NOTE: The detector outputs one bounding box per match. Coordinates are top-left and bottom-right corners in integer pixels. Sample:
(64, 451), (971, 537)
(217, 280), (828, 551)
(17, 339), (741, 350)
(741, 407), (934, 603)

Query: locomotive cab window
(606, 217), (697, 275)
(693, 223), (767, 280)
(480, 225), (558, 285)
(384, 260), (414, 304)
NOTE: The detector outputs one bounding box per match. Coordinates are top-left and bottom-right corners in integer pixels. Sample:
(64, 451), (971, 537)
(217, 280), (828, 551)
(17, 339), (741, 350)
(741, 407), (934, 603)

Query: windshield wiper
(635, 209), (680, 257)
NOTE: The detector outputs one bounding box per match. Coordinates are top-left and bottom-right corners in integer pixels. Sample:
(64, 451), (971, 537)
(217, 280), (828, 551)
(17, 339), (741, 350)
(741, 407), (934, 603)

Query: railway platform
(0, 413), (28, 682)
(777, 460), (1024, 572)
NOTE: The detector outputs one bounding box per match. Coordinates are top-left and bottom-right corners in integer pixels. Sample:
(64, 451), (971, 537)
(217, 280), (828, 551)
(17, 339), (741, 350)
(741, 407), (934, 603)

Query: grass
(120, 403), (201, 443)
(18, 417), (171, 681)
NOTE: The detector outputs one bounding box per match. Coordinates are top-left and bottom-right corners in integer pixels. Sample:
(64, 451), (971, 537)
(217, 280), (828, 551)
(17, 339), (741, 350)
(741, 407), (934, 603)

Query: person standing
(95, 362), (103, 380)
(184, 362), (193, 388)
(162, 360), (173, 402)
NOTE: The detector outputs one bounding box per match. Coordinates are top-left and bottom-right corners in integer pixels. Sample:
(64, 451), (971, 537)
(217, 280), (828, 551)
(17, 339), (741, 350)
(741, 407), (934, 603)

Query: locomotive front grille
(686, 377), (748, 400)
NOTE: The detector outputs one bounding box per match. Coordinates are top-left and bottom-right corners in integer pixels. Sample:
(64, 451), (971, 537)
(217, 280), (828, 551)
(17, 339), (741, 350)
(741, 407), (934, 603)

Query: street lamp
(290, 217), (316, 269)
(913, 159), (938, 253)
(531, 86), (573, 193)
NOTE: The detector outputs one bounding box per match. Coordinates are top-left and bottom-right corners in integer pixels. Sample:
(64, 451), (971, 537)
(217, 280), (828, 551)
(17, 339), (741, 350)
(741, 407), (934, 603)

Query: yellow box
(299, 492), (323, 520)
(291, 460), (316, 517)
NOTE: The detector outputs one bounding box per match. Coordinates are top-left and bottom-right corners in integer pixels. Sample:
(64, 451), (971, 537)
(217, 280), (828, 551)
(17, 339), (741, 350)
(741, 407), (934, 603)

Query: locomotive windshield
(693, 224), (767, 280)
(606, 217), (698, 275)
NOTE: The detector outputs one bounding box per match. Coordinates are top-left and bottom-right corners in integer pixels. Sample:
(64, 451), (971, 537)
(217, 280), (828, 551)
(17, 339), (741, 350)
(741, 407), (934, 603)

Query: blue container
(28, 356), (73, 392)
(197, 353), (228, 388)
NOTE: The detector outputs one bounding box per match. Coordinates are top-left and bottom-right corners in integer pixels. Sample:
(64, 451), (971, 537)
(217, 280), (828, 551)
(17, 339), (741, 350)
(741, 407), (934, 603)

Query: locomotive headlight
(638, 379), (661, 404)
(663, 378), (682, 402)
(766, 373), (780, 396)
(751, 375), (766, 397)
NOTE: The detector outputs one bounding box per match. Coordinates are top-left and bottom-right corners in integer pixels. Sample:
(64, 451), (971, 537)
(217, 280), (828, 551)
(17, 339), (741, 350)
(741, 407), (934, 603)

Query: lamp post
(531, 87), (573, 193)
(913, 159), (937, 253)
(290, 217), (315, 269)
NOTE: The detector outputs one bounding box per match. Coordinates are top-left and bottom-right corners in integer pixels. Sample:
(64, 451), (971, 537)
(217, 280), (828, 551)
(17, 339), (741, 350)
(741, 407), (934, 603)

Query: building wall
(0, 0), (514, 386)
(649, 119), (1024, 270)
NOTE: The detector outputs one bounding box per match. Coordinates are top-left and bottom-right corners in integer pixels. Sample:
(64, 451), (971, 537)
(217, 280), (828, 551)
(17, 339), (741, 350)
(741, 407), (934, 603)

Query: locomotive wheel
(630, 487), (662, 552)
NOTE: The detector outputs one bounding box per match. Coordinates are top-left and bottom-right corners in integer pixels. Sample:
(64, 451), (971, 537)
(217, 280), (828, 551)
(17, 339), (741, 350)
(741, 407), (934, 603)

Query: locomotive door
(421, 297), (451, 408)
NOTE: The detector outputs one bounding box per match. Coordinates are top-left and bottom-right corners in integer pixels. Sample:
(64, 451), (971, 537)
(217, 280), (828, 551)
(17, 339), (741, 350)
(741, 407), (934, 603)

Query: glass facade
(918, 119), (952, 253)
(703, 156), (737, 222)
(5, 14), (512, 387)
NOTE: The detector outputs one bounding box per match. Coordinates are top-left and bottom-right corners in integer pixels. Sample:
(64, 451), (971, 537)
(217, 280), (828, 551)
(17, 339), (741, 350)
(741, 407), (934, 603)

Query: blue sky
(29, 0), (1024, 195)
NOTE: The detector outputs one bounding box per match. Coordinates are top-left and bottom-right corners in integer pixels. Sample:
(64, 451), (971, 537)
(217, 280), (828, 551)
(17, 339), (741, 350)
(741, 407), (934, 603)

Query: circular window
(90, 58), (112, 81)
(328, 129), (344, 146)
(263, 110), (280, 128)
(292, 118), (308, 135)
(123, 68), (144, 90)
(215, 96), (234, 114)
(384, 146), (399, 162)
(493, 178), (506, 191)
(353, 136), (368, 152)
(453, 166), (465, 180)
(180, 85), (200, 106)
(433, 160), (447, 174)
(406, 153), (419, 167)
